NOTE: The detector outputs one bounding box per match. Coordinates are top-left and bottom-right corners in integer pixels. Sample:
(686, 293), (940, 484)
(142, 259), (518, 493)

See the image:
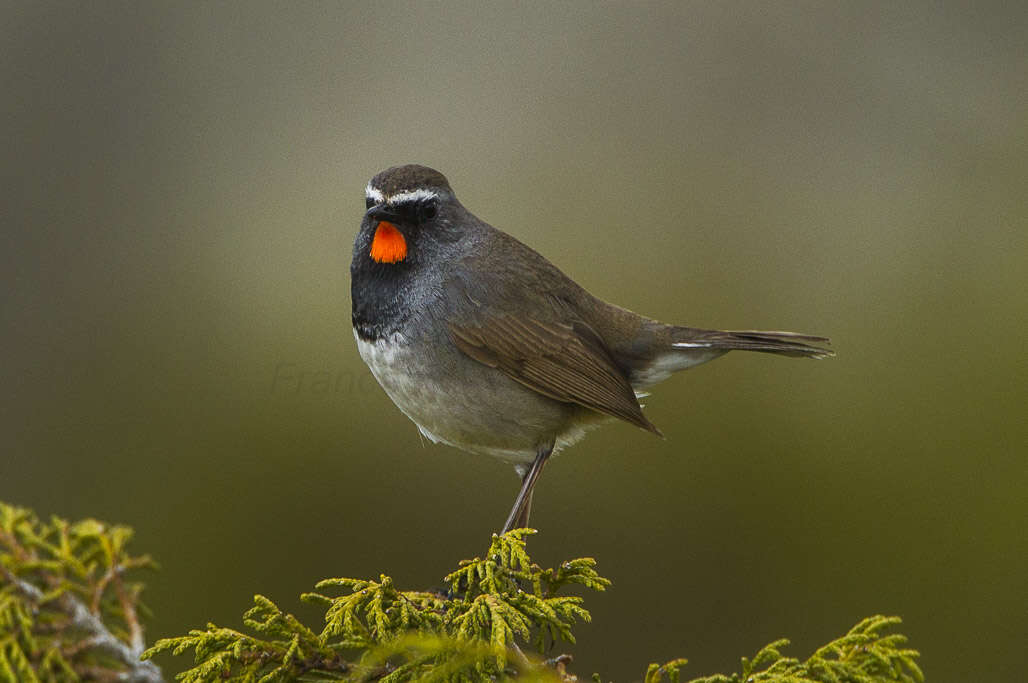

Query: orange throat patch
(369, 221), (407, 264)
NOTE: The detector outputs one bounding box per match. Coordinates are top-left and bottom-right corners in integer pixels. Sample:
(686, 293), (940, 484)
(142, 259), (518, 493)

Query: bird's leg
(501, 444), (553, 534)
(513, 488), (534, 531)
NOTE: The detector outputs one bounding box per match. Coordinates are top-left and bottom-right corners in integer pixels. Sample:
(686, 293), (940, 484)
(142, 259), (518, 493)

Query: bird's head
(359, 164), (463, 266)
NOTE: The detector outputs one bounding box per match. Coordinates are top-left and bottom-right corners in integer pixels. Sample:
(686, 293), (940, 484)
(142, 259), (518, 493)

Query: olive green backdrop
(3, 2), (1025, 681)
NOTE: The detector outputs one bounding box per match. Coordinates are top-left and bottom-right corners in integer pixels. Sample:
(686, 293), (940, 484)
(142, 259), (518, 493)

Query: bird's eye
(365, 196), (376, 209)
(420, 199), (438, 221)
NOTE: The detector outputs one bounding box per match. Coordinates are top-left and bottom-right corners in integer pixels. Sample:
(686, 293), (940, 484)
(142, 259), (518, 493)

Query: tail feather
(672, 328), (834, 359)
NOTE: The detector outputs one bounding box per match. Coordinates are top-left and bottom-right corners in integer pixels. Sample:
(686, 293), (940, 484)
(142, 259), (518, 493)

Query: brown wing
(449, 314), (662, 435)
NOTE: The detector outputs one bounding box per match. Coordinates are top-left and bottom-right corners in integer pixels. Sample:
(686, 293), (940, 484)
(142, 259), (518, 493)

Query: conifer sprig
(146, 528), (607, 680)
(1, 502), (923, 683)
(0, 502), (161, 682)
(673, 615), (923, 683)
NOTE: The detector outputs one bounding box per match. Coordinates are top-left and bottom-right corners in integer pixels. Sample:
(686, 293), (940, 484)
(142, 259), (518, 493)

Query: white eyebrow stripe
(365, 184), (385, 203)
(386, 188), (438, 205)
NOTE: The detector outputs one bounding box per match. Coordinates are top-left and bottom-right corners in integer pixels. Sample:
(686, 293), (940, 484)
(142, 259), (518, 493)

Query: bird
(351, 164), (832, 534)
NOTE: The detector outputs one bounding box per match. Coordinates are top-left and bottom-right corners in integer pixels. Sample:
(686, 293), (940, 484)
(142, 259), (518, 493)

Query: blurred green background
(2, 2), (1025, 680)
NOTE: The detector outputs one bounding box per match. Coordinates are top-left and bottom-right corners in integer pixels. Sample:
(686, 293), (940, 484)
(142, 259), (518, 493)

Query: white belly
(354, 330), (591, 464)
(355, 331), (449, 442)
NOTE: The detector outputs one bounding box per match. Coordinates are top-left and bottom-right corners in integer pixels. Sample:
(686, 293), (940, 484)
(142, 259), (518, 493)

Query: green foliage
(0, 502), (923, 683)
(0, 501), (161, 682)
(630, 616), (924, 683)
(144, 529), (602, 681)
(680, 615), (923, 683)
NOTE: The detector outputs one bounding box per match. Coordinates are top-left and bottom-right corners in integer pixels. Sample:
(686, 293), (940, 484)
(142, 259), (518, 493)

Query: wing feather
(449, 314), (661, 435)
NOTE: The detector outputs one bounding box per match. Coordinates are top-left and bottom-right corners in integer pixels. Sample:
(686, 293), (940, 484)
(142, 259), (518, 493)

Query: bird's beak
(366, 203), (401, 224)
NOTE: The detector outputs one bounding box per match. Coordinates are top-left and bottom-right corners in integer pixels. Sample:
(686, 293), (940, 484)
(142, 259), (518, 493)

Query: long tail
(672, 328), (834, 359)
